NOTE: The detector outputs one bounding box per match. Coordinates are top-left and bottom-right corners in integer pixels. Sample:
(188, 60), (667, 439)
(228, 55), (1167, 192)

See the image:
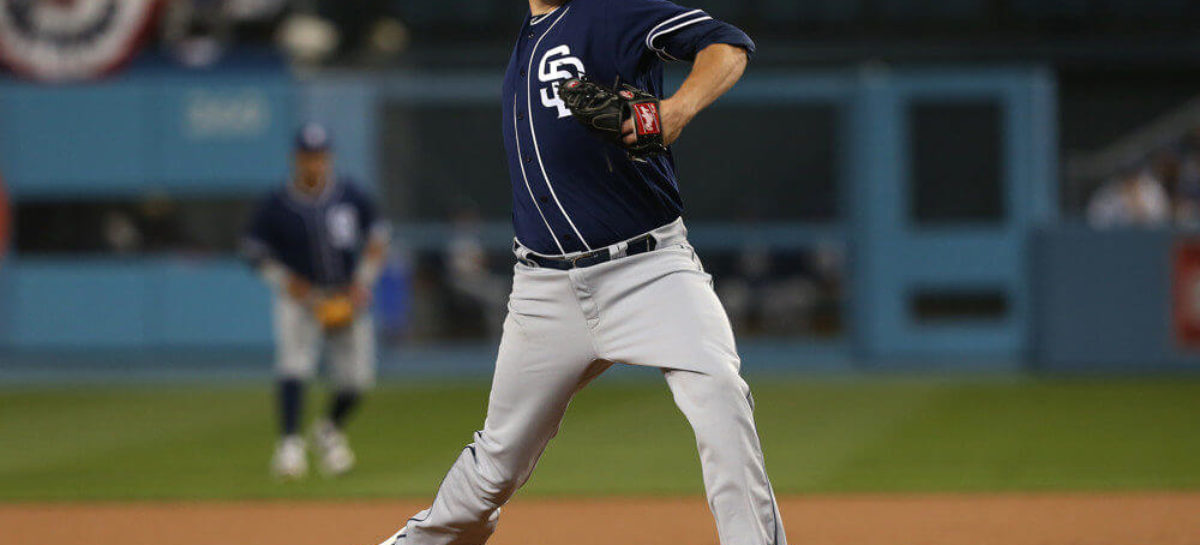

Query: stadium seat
(759, 0), (863, 24)
(394, 0), (496, 25)
(691, 0), (746, 19)
(1007, 0), (1088, 19)
(1100, 0), (1190, 17)
(874, 0), (987, 21)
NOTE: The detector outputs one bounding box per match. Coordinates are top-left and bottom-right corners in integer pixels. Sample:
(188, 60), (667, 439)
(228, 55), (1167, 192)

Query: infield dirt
(3, 493), (1199, 545)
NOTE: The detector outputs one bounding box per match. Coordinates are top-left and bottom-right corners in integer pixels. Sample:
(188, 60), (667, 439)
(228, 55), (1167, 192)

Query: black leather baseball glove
(558, 78), (668, 159)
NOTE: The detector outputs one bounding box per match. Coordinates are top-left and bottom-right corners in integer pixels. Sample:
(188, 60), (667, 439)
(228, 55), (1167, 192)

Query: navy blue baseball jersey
(502, 0), (754, 255)
(243, 178), (383, 287)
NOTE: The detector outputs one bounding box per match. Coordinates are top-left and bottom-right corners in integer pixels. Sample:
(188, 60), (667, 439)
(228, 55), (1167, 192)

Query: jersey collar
(529, 3), (565, 25)
(286, 175), (339, 207)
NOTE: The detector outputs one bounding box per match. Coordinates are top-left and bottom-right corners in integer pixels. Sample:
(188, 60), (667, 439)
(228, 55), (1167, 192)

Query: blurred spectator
(444, 208), (509, 339)
(102, 210), (144, 254)
(159, 0), (408, 68)
(0, 172), (9, 262)
(1174, 131), (1200, 228)
(718, 244), (823, 336)
(162, 0), (289, 67)
(314, 0), (409, 62)
(1087, 167), (1171, 229)
(275, 0), (409, 66)
(139, 193), (189, 253)
(1079, 124), (1200, 229)
(275, 11), (340, 65)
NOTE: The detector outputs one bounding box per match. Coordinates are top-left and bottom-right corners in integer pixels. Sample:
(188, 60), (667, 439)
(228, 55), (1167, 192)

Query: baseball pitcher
(374, 0), (786, 543)
(243, 123), (390, 480)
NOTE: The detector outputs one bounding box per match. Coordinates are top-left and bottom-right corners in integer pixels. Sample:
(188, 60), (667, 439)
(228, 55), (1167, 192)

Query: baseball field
(2, 375), (1199, 544)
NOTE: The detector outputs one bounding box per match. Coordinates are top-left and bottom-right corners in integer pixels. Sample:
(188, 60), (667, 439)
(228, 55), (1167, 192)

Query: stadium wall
(1032, 227), (1200, 373)
(3, 66), (1183, 373)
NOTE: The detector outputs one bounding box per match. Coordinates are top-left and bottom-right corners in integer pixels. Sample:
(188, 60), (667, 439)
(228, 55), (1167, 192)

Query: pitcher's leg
(664, 367), (786, 545)
(404, 285), (603, 544)
(591, 246), (787, 545)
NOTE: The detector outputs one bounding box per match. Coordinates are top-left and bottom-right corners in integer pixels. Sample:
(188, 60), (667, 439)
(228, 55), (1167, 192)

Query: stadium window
(908, 101), (1005, 225)
(910, 288), (1009, 323)
(672, 104), (842, 222)
(13, 198), (254, 256)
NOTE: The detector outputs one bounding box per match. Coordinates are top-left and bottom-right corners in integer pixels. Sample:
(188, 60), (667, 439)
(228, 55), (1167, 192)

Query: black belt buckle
(629, 234), (657, 255)
(571, 250), (608, 268)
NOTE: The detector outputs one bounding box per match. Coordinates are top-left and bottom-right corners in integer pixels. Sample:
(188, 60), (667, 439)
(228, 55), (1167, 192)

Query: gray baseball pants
(274, 295), (376, 391)
(401, 218), (786, 545)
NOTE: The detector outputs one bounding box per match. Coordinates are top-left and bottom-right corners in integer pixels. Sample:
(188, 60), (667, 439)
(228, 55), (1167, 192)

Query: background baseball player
(373, 0), (786, 544)
(243, 123), (390, 480)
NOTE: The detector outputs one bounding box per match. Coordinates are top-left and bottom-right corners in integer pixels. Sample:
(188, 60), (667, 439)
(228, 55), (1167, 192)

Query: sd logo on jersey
(538, 45), (585, 118)
(327, 204), (360, 250)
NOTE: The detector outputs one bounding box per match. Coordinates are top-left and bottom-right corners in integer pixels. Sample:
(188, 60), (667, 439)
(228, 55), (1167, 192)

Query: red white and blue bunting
(0, 0), (161, 82)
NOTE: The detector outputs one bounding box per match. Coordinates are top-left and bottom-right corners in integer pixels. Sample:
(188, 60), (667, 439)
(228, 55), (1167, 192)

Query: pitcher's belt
(517, 234), (658, 270)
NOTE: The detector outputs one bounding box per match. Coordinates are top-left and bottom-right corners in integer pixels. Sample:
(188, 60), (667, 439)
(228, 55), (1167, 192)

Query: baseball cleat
(270, 435), (308, 480)
(376, 525), (408, 545)
(313, 419), (356, 476)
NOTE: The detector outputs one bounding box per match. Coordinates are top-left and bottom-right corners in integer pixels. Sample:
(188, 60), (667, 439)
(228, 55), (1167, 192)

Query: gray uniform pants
(274, 295), (376, 392)
(404, 218), (786, 545)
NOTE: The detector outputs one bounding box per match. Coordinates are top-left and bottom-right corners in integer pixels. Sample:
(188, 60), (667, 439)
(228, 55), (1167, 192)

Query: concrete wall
(0, 67), (1133, 374)
(1031, 227), (1200, 372)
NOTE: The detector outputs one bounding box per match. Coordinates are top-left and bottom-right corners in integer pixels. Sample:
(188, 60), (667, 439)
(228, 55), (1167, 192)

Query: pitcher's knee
(464, 433), (533, 505)
(710, 365), (751, 396)
(673, 367), (753, 414)
(458, 447), (520, 507)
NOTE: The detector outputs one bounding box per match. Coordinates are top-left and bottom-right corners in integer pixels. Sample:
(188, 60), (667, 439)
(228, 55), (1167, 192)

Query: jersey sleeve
(240, 196), (278, 264)
(608, 0), (755, 65)
(347, 183), (390, 242)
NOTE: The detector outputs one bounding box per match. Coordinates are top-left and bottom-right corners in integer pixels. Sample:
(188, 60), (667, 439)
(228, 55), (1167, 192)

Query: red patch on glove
(632, 102), (660, 136)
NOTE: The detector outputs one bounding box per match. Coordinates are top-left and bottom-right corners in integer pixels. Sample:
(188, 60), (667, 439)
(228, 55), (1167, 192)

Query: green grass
(1, 376), (1198, 501)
